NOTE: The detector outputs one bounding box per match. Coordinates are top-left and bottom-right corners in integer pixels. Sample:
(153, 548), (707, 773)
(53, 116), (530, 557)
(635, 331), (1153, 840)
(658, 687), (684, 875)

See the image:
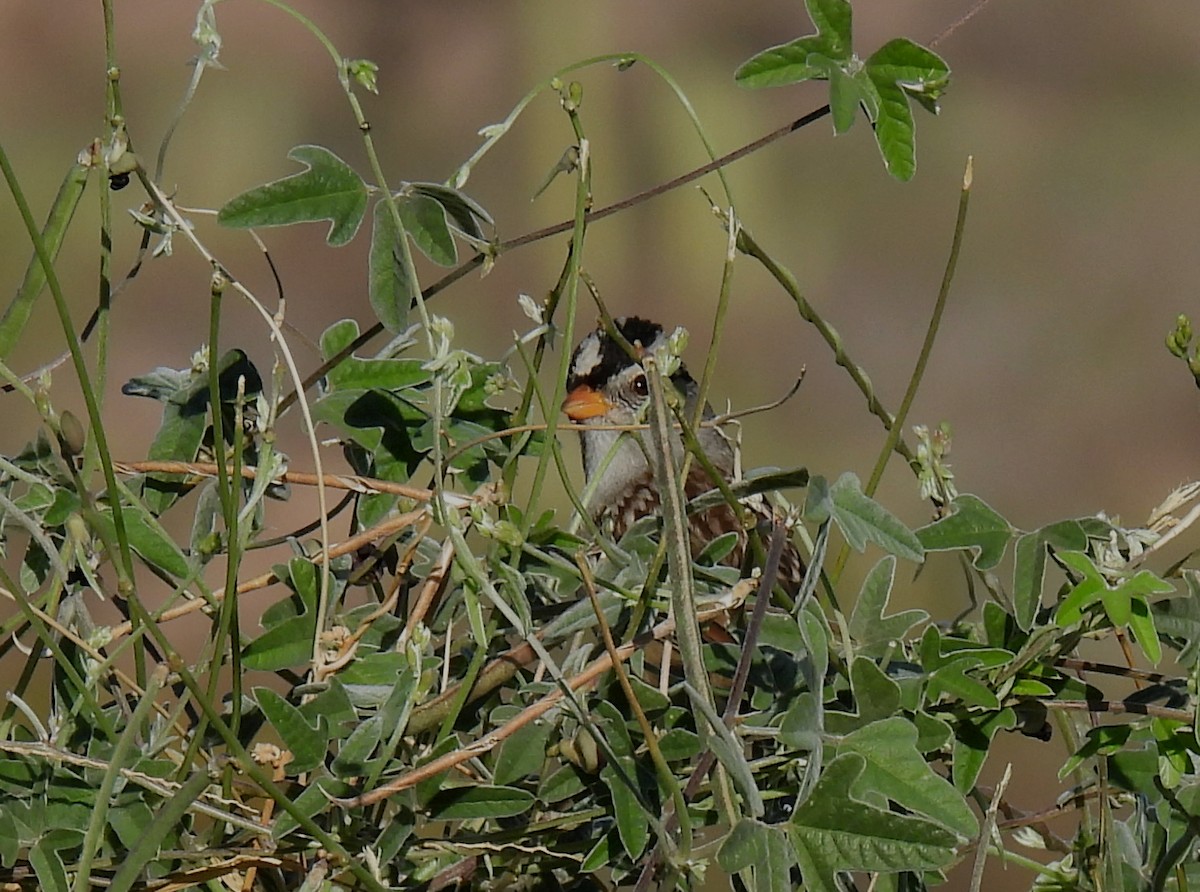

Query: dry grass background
(1, 3), (1198, 888)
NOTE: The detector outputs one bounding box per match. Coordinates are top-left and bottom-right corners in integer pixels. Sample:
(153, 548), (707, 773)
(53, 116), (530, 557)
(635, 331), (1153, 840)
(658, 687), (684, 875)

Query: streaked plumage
(563, 316), (803, 589)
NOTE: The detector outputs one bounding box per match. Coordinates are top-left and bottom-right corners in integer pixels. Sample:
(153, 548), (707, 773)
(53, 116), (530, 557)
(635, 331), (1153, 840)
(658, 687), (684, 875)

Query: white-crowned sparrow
(563, 316), (803, 588)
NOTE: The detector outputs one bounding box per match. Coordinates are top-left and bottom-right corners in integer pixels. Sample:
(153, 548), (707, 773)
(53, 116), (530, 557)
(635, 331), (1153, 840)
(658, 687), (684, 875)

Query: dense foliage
(0, 1), (1197, 890)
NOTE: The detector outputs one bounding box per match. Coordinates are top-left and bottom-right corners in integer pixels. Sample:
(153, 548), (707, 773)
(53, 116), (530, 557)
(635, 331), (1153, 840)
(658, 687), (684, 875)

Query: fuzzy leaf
(493, 720), (551, 786)
(255, 687), (327, 774)
(400, 192), (457, 265)
(218, 145), (367, 246)
(1153, 570), (1200, 665)
(241, 558), (317, 671)
(719, 819), (796, 892)
(789, 754), (959, 891)
(848, 555), (927, 649)
(428, 786), (535, 820)
(410, 181), (494, 239)
(839, 717), (978, 838)
(1012, 532), (1046, 631)
(916, 494), (1012, 570)
(369, 198), (416, 332)
(953, 708), (1016, 792)
(92, 504), (190, 579)
(829, 473), (924, 561)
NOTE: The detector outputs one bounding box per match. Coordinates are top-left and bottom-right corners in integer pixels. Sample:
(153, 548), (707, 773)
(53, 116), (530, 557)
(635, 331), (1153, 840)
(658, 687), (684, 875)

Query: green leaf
(539, 764), (587, 804)
(657, 728), (702, 762)
(952, 708), (1016, 792)
(1056, 551), (1173, 632)
(1012, 533), (1046, 631)
(848, 555), (928, 650)
(1013, 522), (1088, 630)
(838, 717), (978, 838)
(789, 754), (959, 891)
(798, 603), (831, 703)
(914, 712), (954, 753)
(410, 182), (494, 240)
(718, 819), (797, 892)
(271, 776), (355, 841)
(602, 757), (650, 860)
(805, 0), (852, 58)
(827, 64), (872, 134)
(1061, 725), (1134, 779)
(863, 39), (951, 181)
(1127, 595), (1162, 665)
(318, 327), (427, 393)
(1106, 744), (1160, 796)
(368, 198), (416, 333)
(107, 801), (153, 855)
(1153, 569), (1200, 665)
(734, 35), (833, 89)
(142, 399), (206, 515)
(865, 38), (951, 108)
(0, 158), (89, 360)
(92, 503), (190, 579)
(241, 558), (318, 671)
(825, 657), (901, 736)
(916, 494), (1012, 570)
(428, 785), (535, 820)
(1038, 519), (1088, 551)
(329, 715), (383, 778)
(255, 687), (327, 774)
(1054, 566), (1105, 627)
(870, 82), (917, 182)
(581, 833), (611, 872)
(106, 771), (210, 892)
(218, 145), (368, 246)
(492, 719), (550, 785)
(929, 655), (1000, 709)
(400, 192), (456, 266)
(596, 701), (652, 858)
(734, 0), (852, 89)
(829, 473), (924, 561)
(0, 811), (17, 867)
(781, 692), (824, 751)
(29, 829), (77, 892)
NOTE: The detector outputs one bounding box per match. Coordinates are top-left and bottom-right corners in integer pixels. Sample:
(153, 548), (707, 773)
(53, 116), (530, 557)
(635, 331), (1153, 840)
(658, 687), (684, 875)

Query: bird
(562, 316), (804, 589)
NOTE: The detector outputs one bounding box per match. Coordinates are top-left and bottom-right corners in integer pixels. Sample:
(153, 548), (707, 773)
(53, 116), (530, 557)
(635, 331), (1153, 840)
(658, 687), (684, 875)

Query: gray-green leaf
(829, 473), (924, 561)
(368, 198), (416, 332)
(218, 145), (368, 246)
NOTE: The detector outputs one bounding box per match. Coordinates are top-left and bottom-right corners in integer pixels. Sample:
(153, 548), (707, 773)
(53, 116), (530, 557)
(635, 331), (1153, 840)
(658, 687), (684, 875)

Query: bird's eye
(630, 373), (649, 397)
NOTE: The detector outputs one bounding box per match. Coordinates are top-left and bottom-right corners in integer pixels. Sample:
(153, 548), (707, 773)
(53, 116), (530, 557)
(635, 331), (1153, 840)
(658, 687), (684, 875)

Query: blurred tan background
(2, 2), (1198, 886)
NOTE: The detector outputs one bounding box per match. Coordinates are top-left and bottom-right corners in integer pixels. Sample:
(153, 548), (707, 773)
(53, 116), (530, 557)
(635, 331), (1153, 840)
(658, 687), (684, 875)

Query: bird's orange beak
(562, 384), (613, 421)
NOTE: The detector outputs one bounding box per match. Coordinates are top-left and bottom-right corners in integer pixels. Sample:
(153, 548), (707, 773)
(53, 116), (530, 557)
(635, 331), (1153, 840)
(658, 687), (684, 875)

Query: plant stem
(279, 104), (833, 415)
(864, 156), (973, 499)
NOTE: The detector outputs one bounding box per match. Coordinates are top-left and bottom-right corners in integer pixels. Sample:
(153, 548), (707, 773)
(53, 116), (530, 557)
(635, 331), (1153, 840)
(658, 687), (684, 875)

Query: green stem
(643, 354), (737, 828)
(73, 667), (166, 892)
(118, 592), (391, 892)
(520, 90), (589, 529)
(0, 158), (91, 359)
(0, 565), (117, 742)
(737, 226), (914, 467)
(864, 157), (973, 498)
(279, 103), (833, 417)
(0, 142), (137, 597)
